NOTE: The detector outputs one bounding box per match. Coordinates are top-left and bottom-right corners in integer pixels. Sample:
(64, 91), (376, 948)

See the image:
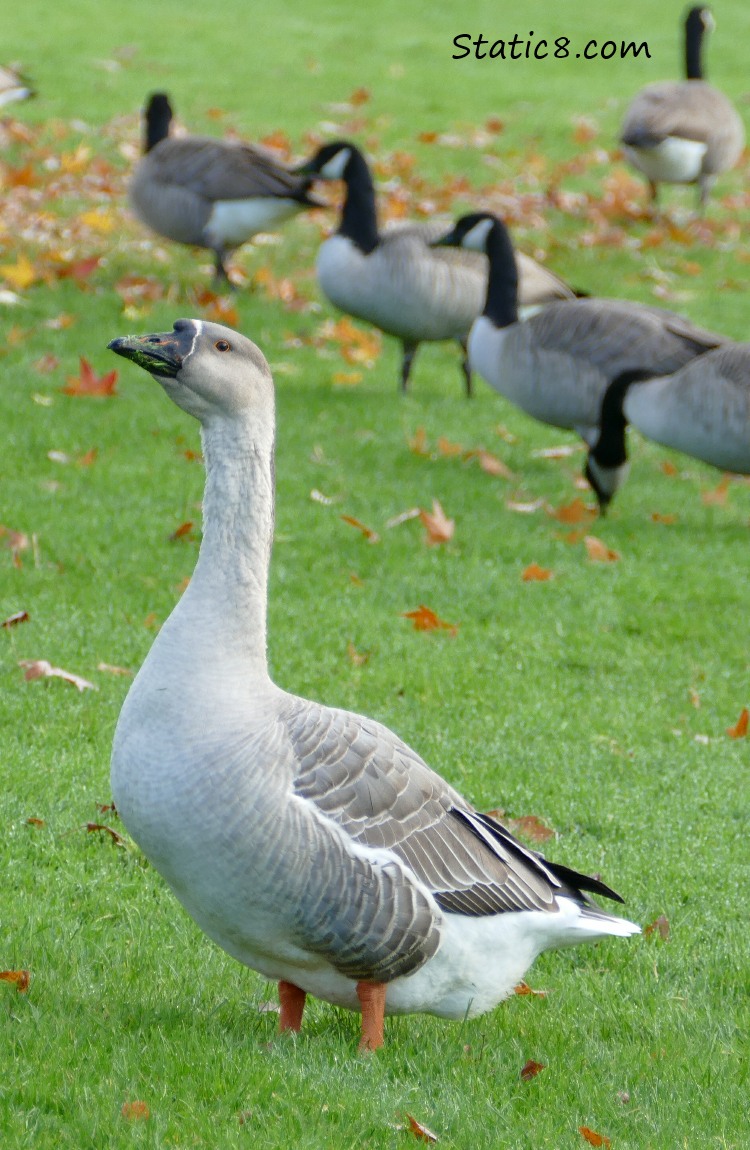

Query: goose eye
(215, 339), (231, 352)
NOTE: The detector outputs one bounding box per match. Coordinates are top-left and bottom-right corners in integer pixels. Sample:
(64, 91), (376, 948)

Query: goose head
(433, 212), (519, 327)
(143, 92), (173, 153)
(432, 212), (499, 254)
(585, 368), (655, 513)
(294, 140), (359, 182)
(108, 318), (274, 427)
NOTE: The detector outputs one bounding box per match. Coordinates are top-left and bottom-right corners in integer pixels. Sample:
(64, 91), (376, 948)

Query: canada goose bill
(619, 6), (745, 210)
(129, 93), (322, 286)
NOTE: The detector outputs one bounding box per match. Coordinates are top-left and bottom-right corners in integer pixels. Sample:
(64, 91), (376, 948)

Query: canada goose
(585, 344), (750, 511)
(434, 212), (726, 441)
(619, 6), (745, 209)
(129, 93), (321, 283)
(295, 140), (576, 396)
(108, 318), (639, 1051)
(0, 64), (33, 108)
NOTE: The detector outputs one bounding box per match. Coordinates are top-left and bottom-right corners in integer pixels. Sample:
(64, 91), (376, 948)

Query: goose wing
(621, 81), (744, 158)
(146, 136), (313, 202)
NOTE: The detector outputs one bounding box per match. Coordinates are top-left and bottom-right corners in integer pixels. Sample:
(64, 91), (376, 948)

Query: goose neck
(338, 149), (380, 254)
(145, 103), (172, 153)
(482, 222), (519, 328)
(592, 369), (650, 467)
(685, 9), (706, 80)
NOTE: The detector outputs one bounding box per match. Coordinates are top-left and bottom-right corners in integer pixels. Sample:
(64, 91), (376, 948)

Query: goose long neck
(187, 417), (275, 672)
(685, 9), (706, 80)
(339, 149), (380, 254)
(145, 101), (172, 153)
(591, 369), (652, 466)
(482, 221), (519, 328)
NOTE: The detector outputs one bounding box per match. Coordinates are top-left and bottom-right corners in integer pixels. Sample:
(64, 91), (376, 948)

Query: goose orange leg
(278, 980), (306, 1033)
(356, 981), (387, 1051)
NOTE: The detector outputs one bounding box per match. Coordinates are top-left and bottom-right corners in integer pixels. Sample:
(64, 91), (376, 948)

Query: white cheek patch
(319, 147), (351, 180)
(461, 217), (494, 252)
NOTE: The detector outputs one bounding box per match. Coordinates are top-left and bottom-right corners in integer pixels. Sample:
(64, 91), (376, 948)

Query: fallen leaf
(79, 208), (116, 234)
(726, 707), (749, 738)
(505, 814), (555, 843)
(689, 688), (701, 709)
(514, 981), (548, 997)
(520, 1059), (546, 1082)
(76, 448), (98, 467)
(406, 1114), (438, 1143)
(644, 913), (670, 941)
(0, 970), (30, 992)
(33, 353), (60, 374)
(651, 512), (677, 525)
(551, 498), (597, 524)
(169, 521), (195, 542)
(465, 448), (514, 479)
(522, 563), (553, 582)
(436, 436), (463, 457)
(341, 515), (380, 543)
(349, 86), (371, 106)
(332, 371), (362, 385)
(97, 662), (133, 676)
(702, 476), (730, 506)
(121, 1101), (150, 1121)
(86, 822), (126, 847)
(143, 612), (160, 630)
(2, 610), (29, 628)
(0, 254), (37, 290)
(26, 817), (45, 827)
(558, 528), (588, 545)
(408, 427), (429, 456)
(660, 460), (678, 476)
(419, 499), (454, 545)
(385, 507), (420, 528)
(402, 605), (458, 635)
(62, 357), (118, 397)
(506, 498), (545, 514)
(579, 1125), (611, 1147)
(584, 535), (620, 563)
(19, 659), (97, 691)
(532, 444), (582, 459)
(310, 488), (335, 505)
(347, 641), (370, 666)
(0, 524), (30, 567)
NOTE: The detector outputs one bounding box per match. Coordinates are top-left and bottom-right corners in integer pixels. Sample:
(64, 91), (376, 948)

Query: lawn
(2, 1), (749, 1147)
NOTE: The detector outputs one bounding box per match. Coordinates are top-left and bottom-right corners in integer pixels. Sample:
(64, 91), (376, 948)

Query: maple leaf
(726, 707), (749, 738)
(522, 563), (553, 583)
(579, 1125), (611, 1148)
(402, 605), (458, 636)
(551, 498), (597, 524)
(584, 535), (620, 563)
(121, 1101), (150, 1121)
(514, 981), (548, 997)
(405, 1114), (438, 1143)
(419, 499), (454, 545)
(0, 970), (30, 992)
(341, 515), (380, 543)
(0, 254), (37, 290)
(56, 255), (101, 283)
(19, 659), (97, 692)
(520, 1059), (546, 1082)
(644, 913), (670, 941)
(62, 357), (118, 397)
(2, 610), (29, 628)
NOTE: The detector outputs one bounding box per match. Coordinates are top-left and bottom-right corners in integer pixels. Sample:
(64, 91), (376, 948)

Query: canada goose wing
(515, 250), (576, 304)
(148, 137), (310, 202)
(282, 696), (616, 919)
(621, 81), (744, 159)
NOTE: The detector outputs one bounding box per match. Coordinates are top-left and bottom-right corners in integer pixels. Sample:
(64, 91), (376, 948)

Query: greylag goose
(129, 93), (321, 283)
(586, 343), (750, 511)
(108, 318), (639, 1051)
(434, 212), (726, 442)
(294, 140), (576, 396)
(619, 6), (745, 209)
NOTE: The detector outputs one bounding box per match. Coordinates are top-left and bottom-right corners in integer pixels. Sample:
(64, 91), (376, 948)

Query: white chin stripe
(319, 148), (351, 180)
(461, 217), (495, 252)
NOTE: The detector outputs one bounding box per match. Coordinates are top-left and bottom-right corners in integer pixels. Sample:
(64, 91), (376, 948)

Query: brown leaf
(76, 448), (98, 467)
(346, 642), (370, 667)
(726, 707), (749, 738)
(579, 1125), (611, 1147)
(660, 460), (679, 476)
(473, 449), (514, 479)
(0, 524), (30, 567)
(96, 662), (133, 677)
(0, 970), (30, 992)
(436, 436), (463, 457)
(169, 521), (195, 542)
(26, 817), (45, 827)
(402, 605), (458, 635)
(406, 1114), (438, 1143)
(584, 535), (620, 563)
(644, 913), (670, 941)
(522, 563), (553, 583)
(514, 981), (548, 997)
(349, 86), (371, 106)
(341, 515), (380, 543)
(408, 426), (429, 456)
(86, 822), (126, 847)
(121, 1101), (150, 1121)
(651, 512), (677, 525)
(419, 499), (454, 545)
(332, 371), (362, 385)
(33, 353), (60, 374)
(62, 357), (118, 398)
(505, 814), (555, 843)
(520, 1059), (546, 1082)
(551, 498), (597, 524)
(2, 610), (29, 628)
(19, 659), (97, 692)
(702, 476), (730, 506)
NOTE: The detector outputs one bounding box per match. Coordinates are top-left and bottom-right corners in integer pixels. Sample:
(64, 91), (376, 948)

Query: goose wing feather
(142, 137), (309, 201)
(621, 81), (745, 168)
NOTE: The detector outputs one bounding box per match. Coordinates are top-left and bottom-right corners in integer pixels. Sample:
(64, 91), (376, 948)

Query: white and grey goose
(619, 6), (745, 210)
(295, 140), (576, 396)
(434, 212), (727, 442)
(108, 317), (638, 1051)
(586, 344), (750, 512)
(129, 93), (321, 284)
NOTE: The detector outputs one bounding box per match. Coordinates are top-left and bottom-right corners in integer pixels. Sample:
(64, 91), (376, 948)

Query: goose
(619, 6), (745, 209)
(294, 140), (576, 396)
(0, 64), (33, 108)
(129, 93), (322, 284)
(585, 344), (750, 512)
(433, 212), (727, 442)
(108, 317), (639, 1052)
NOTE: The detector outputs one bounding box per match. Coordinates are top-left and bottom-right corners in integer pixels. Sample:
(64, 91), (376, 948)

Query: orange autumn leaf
(726, 707), (749, 738)
(514, 981), (548, 997)
(408, 426), (430, 456)
(436, 436), (463, 457)
(0, 524), (30, 568)
(0, 253), (37, 290)
(86, 822), (127, 847)
(332, 371), (362, 385)
(651, 512), (677, 525)
(405, 1114), (438, 1143)
(19, 659), (97, 692)
(349, 86), (371, 106)
(522, 563), (553, 583)
(341, 515), (380, 543)
(552, 497), (597, 524)
(660, 460), (679, 476)
(63, 357), (118, 398)
(402, 605), (458, 635)
(475, 449), (514, 479)
(27, 817), (45, 827)
(584, 535), (620, 563)
(702, 476), (730, 506)
(520, 1059), (546, 1082)
(0, 970), (30, 992)
(121, 1101), (150, 1121)
(169, 521), (195, 542)
(644, 913), (670, 941)
(505, 814), (555, 843)
(579, 1126), (611, 1148)
(77, 448), (98, 467)
(419, 499), (454, 545)
(2, 610), (29, 628)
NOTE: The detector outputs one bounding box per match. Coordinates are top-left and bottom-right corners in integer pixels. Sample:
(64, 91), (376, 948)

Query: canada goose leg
(459, 339), (473, 398)
(278, 980), (307, 1033)
(213, 249), (236, 291)
(400, 340), (419, 393)
(356, 980), (387, 1051)
(697, 173), (715, 214)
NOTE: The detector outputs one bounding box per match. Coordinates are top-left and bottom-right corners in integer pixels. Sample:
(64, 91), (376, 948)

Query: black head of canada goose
(129, 93), (322, 284)
(294, 140), (576, 397)
(433, 211), (727, 441)
(619, 6), (745, 209)
(586, 344), (750, 512)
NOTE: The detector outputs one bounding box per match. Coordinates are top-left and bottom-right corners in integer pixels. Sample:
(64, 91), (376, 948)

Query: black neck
(591, 369), (653, 466)
(685, 8), (706, 80)
(338, 148), (379, 254)
(145, 100), (172, 153)
(483, 220), (519, 328)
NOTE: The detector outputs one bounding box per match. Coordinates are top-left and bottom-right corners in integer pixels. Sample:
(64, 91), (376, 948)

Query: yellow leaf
(79, 208), (116, 234)
(0, 254), (37, 290)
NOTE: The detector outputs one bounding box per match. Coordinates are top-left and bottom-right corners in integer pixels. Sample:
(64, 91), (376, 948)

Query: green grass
(2, 2), (750, 1147)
